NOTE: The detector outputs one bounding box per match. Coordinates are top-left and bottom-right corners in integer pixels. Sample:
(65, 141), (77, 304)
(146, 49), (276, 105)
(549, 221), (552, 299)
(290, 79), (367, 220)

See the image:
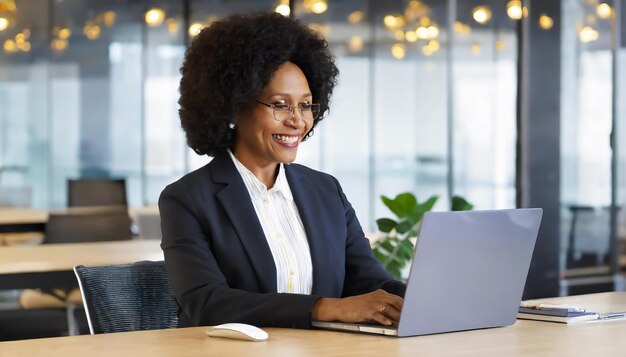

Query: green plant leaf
(451, 195), (474, 211)
(397, 238), (414, 260)
(386, 263), (402, 280)
(381, 193), (417, 218)
(417, 195), (439, 211)
(373, 248), (389, 265)
(378, 239), (395, 254)
(376, 218), (397, 233)
(395, 220), (412, 234)
(406, 195), (439, 225)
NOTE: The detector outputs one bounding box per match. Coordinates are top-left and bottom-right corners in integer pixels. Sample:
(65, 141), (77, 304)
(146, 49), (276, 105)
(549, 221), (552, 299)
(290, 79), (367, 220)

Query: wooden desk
(0, 240), (163, 289)
(0, 206), (159, 242)
(0, 208), (47, 233)
(1, 292), (625, 356)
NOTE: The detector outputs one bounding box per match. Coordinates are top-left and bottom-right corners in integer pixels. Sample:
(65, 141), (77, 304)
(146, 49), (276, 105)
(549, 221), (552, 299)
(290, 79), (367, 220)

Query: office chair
(566, 205), (611, 268)
(73, 261), (178, 334)
(17, 208), (134, 336)
(44, 207), (133, 244)
(135, 212), (162, 240)
(67, 178), (127, 207)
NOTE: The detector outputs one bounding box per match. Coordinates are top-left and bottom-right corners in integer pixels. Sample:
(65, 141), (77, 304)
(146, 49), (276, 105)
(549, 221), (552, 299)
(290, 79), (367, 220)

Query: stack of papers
(517, 303), (599, 324)
(518, 302), (626, 324)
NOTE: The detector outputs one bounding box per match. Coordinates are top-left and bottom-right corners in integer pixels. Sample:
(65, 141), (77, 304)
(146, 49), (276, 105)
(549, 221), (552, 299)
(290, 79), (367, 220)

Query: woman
(160, 12), (405, 329)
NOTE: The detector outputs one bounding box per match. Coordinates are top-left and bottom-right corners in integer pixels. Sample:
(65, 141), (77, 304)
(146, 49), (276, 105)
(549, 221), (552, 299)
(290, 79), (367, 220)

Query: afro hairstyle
(178, 12), (339, 156)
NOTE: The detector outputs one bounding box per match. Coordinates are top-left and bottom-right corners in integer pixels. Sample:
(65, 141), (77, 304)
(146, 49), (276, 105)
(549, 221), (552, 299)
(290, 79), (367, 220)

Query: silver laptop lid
(397, 208), (542, 337)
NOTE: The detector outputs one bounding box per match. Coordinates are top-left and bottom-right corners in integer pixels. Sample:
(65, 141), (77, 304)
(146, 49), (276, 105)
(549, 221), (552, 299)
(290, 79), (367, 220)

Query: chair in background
(135, 212), (162, 240)
(564, 205), (615, 295)
(44, 207), (133, 244)
(15, 207), (134, 336)
(67, 178), (127, 207)
(566, 205), (611, 268)
(73, 261), (178, 334)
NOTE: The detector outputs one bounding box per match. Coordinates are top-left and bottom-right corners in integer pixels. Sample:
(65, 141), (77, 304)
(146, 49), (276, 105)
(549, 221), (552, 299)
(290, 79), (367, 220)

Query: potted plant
(372, 193), (473, 279)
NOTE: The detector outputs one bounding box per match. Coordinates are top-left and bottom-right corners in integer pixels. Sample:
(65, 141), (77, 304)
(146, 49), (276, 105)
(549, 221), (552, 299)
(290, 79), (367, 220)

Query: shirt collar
(274, 163), (293, 201)
(227, 149), (293, 202)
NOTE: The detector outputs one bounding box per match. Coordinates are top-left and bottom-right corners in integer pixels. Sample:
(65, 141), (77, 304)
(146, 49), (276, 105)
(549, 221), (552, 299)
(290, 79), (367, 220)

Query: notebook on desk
(312, 208), (543, 337)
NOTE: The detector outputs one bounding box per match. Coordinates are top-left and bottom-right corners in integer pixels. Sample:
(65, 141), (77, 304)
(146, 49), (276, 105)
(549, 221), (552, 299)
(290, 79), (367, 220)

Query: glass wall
(0, 0), (275, 208)
(560, 0), (615, 287)
(293, 0), (518, 228)
(0, 0), (518, 231)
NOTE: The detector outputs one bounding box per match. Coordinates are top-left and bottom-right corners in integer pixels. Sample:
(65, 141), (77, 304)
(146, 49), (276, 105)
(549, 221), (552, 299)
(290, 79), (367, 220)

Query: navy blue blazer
(159, 150), (405, 328)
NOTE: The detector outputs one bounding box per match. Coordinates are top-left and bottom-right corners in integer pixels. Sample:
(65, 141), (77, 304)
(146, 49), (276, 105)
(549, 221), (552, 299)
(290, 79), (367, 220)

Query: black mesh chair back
(68, 178), (127, 207)
(44, 208), (133, 244)
(73, 261), (178, 334)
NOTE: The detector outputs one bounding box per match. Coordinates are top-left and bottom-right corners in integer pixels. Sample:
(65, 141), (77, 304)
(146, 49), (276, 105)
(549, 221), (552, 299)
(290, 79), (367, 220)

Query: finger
(370, 311), (394, 326)
(381, 304), (402, 323)
(378, 294), (404, 311)
(375, 302), (401, 323)
(372, 302), (401, 323)
(373, 289), (403, 304)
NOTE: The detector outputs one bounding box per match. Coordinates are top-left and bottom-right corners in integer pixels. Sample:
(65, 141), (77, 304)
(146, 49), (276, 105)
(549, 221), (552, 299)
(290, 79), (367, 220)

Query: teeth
(273, 135), (298, 144)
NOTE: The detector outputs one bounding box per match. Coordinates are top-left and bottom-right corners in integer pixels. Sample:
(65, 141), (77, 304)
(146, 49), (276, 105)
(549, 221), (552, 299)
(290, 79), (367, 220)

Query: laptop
(312, 208), (543, 337)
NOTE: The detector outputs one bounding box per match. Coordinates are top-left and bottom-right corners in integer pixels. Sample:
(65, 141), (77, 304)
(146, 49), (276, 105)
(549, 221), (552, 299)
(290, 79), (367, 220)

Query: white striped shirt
(227, 149), (313, 294)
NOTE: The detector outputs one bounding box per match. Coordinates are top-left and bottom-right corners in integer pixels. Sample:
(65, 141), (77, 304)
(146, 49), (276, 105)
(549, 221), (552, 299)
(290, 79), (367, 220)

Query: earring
(228, 122), (236, 130)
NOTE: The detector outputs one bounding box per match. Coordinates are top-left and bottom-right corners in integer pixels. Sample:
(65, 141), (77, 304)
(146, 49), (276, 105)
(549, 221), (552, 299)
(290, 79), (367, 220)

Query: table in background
(0, 208), (47, 234)
(2, 292), (625, 356)
(0, 240), (163, 290)
(0, 206), (160, 244)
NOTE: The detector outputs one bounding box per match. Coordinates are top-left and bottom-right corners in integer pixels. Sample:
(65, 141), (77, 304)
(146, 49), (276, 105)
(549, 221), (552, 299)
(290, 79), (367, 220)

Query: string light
(303, 0), (327, 14)
(347, 10), (364, 24)
(275, 4), (290, 17)
(348, 35), (363, 52)
(495, 39), (506, 51)
(384, 15), (405, 30)
(405, 30), (418, 43)
(405, 0), (429, 22)
(472, 6), (492, 25)
(58, 27), (71, 39)
(538, 13), (554, 30)
(188, 22), (204, 37)
(3, 39), (16, 52)
(83, 22), (101, 40)
(166, 18), (178, 33)
(311, 0), (328, 14)
(470, 42), (481, 55)
(579, 26), (599, 42)
(3, 31), (31, 53)
(103, 11), (116, 27)
(145, 8), (165, 27)
(0, 0), (16, 32)
(506, 0), (523, 20)
(596, 3), (611, 19)
(453, 21), (471, 35)
(422, 39), (439, 56)
(51, 38), (68, 52)
(391, 43), (406, 60)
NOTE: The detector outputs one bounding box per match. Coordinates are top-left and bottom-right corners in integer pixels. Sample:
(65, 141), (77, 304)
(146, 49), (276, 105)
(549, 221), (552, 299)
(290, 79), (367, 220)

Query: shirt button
(263, 199), (269, 204)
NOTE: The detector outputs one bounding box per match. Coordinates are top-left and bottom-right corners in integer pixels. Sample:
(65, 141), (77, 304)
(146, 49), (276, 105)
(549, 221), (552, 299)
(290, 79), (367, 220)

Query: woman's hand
(311, 289), (404, 326)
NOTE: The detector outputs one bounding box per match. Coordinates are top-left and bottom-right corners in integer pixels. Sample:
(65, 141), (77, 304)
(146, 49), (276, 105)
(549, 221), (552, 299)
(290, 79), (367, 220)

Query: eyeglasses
(256, 101), (321, 122)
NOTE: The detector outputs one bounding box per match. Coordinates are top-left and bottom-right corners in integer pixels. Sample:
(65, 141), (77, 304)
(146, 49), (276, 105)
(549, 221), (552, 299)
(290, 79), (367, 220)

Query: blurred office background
(0, 0), (625, 298)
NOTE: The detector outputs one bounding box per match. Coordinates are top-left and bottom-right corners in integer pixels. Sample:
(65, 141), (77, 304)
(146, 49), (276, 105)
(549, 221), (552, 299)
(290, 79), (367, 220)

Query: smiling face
(232, 61), (314, 176)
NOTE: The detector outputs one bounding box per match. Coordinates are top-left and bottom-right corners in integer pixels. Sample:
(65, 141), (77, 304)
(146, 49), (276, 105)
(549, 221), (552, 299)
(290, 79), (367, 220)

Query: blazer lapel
(285, 165), (333, 296)
(210, 151), (277, 293)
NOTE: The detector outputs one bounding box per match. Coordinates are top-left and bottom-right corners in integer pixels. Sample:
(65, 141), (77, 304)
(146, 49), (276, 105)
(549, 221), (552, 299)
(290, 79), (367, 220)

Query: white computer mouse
(206, 323), (269, 342)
